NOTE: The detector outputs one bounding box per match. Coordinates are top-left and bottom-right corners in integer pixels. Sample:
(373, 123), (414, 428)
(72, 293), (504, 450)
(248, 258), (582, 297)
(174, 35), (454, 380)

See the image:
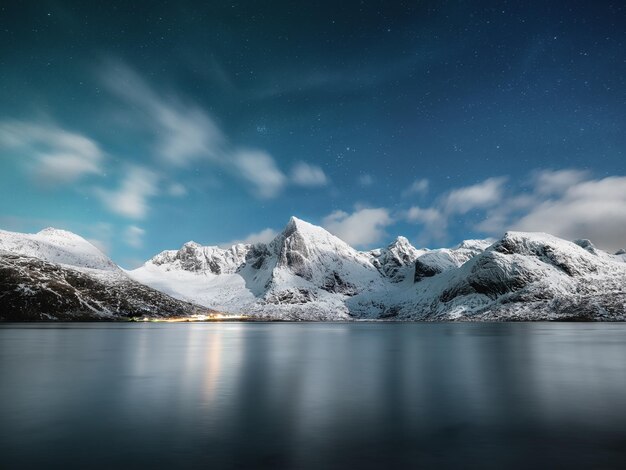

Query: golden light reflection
(136, 313), (249, 322)
(203, 329), (222, 404)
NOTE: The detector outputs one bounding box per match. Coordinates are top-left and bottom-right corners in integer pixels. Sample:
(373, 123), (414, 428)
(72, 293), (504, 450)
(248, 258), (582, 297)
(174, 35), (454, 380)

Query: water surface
(1, 322), (626, 469)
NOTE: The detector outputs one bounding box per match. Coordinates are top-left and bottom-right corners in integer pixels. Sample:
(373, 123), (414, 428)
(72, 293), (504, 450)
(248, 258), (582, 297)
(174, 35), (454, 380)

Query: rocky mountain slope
(0, 228), (212, 320)
(395, 232), (626, 321)
(129, 217), (626, 321)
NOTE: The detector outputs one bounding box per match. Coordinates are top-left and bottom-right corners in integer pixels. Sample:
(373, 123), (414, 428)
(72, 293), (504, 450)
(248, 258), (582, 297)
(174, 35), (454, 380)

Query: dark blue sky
(1, 1), (625, 265)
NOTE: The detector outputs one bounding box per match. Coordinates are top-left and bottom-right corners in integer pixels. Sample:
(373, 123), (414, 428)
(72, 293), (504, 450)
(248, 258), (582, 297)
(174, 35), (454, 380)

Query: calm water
(1, 322), (626, 469)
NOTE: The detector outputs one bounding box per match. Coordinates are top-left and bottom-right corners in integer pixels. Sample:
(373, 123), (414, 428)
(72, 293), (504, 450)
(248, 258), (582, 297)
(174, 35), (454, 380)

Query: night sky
(1, 1), (625, 266)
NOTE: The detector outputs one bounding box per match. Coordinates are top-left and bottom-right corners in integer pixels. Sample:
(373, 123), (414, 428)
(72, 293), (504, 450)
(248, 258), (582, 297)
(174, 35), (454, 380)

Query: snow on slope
(413, 239), (493, 282)
(150, 241), (250, 274)
(395, 231), (626, 321)
(574, 238), (626, 263)
(0, 227), (213, 320)
(0, 227), (117, 271)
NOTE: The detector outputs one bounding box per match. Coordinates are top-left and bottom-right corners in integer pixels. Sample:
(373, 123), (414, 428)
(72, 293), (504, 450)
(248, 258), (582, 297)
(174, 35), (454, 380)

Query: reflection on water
(1, 323), (626, 469)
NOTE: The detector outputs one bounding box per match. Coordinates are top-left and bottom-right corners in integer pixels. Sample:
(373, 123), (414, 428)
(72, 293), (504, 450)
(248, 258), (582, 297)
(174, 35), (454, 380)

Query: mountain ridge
(129, 218), (626, 321)
(1, 218), (624, 321)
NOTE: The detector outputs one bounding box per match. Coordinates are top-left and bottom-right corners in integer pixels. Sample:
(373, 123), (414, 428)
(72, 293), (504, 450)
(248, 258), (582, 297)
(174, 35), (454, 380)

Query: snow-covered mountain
(2, 218), (624, 321)
(0, 228), (212, 320)
(395, 232), (626, 321)
(130, 217), (626, 321)
(131, 217), (389, 319)
(0, 227), (118, 271)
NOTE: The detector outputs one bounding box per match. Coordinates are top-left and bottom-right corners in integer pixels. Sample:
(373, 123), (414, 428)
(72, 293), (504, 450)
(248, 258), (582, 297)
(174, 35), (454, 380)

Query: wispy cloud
(402, 178), (429, 197)
(442, 177), (507, 214)
(0, 120), (104, 185)
(291, 161), (328, 187)
(124, 225), (146, 248)
(94, 166), (159, 219)
(531, 168), (589, 195)
(404, 177), (507, 244)
(233, 150), (287, 199)
(101, 60), (312, 200)
(102, 61), (225, 167)
(405, 206), (447, 242)
(219, 227), (278, 248)
(323, 207), (393, 247)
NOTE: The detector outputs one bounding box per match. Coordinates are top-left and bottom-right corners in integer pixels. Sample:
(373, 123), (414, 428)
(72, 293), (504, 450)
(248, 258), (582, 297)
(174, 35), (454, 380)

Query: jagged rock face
(274, 227), (314, 281)
(439, 251), (537, 303)
(263, 217), (380, 301)
(370, 237), (423, 282)
(265, 287), (315, 305)
(151, 242), (250, 274)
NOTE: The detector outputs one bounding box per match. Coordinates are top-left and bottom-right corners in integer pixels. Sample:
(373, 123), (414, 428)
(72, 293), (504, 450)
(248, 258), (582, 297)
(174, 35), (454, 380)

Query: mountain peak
(182, 241), (202, 249)
(281, 216), (333, 241)
(37, 227), (85, 241)
(0, 227), (117, 271)
(284, 216), (312, 233)
(389, 236), (412, 248)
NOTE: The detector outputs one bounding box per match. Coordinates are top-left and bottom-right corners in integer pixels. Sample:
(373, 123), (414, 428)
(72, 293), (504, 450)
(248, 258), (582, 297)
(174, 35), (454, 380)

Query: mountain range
(1, 217), (625, 321)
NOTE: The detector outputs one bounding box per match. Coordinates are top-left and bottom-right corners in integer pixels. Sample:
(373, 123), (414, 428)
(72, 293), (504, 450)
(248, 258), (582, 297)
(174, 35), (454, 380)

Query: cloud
(404, 177), (507, 244)
(94, 166), (158, 219)
(511, 176), (626, 252)
(403, 178), (429, 197)
(219, 228), (278, 248)
(406, 206), (444, 224)
(101, 61), (300, 200)
(532, 169), (589, 195)
(102, 61), (225, 167)
(124, 225), (146, 248)
(405, 206), (447, 242)
(443, 177), (507, 214)
(323, 207), (393, 246)
(232, 150), (287, 198)
(358, 174), (374, 186)
(0, 120), (104, 184)
(291, 162), (328, 187)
